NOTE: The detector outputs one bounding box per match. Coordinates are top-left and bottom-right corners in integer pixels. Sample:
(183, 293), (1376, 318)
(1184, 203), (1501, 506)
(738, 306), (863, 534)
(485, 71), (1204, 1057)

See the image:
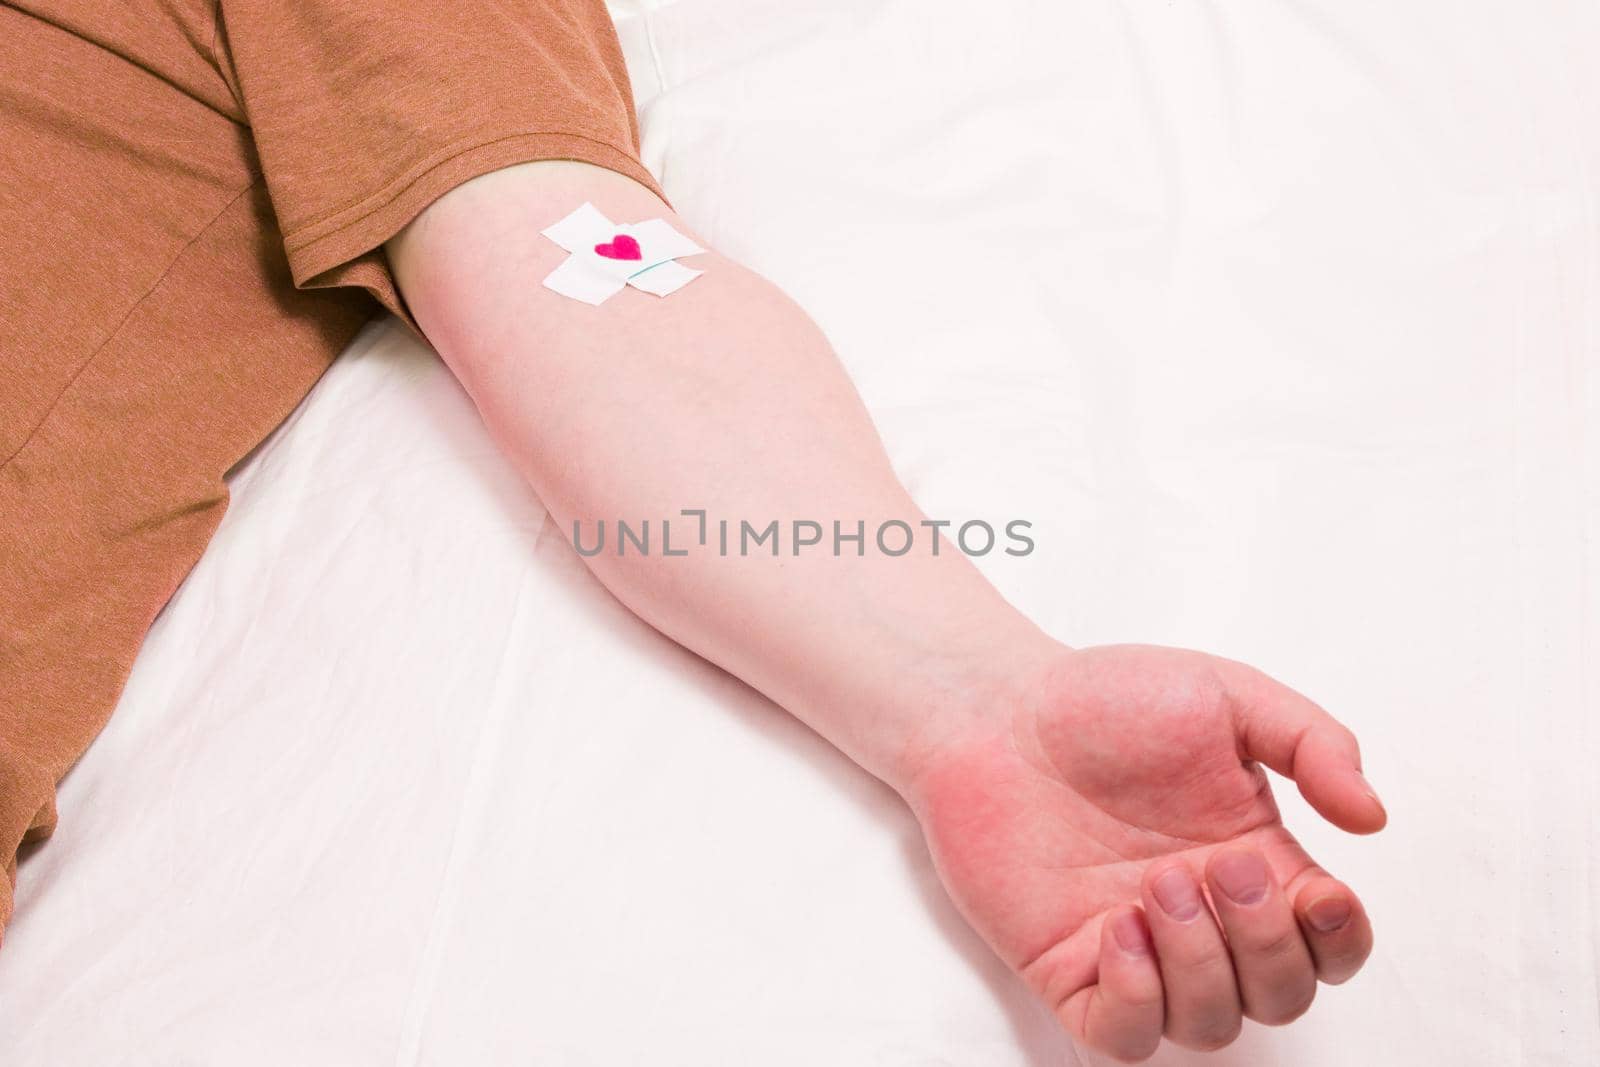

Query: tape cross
(541, 203), (706, 305)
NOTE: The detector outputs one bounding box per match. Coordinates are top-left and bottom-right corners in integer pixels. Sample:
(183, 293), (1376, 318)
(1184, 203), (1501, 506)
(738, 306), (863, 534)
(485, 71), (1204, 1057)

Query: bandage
(540, 203), (706, 305)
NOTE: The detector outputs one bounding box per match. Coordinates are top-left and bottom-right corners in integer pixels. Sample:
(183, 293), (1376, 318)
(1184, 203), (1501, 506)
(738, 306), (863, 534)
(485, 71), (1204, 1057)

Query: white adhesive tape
(540, 203), (706, 305)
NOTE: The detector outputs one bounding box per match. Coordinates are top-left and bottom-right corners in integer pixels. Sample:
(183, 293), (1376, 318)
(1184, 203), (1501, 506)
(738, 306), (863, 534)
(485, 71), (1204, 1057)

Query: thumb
(1213, 656), (1387, 834)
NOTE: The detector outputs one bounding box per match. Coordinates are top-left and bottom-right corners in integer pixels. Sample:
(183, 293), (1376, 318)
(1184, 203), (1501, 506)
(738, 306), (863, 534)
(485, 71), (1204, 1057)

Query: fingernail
(1306, 895), (1352, 933)
(1152, 867), (1204, 921)
(1356, 772), (1385, 813)
(1111, 911), (1152, 957)
(1211, 850), (1269, 906)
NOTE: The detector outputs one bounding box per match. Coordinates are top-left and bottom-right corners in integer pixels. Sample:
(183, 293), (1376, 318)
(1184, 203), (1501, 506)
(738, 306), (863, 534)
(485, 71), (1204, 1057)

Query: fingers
(1204, 848), (1317, 1025)
(1082, 854), (1374, 1059)
(1082, 907), (1165, 1062)
(1291, 874), (1374, 985)
(1212, 657), (1387, 835)
(1141, 863), (1242, 1051)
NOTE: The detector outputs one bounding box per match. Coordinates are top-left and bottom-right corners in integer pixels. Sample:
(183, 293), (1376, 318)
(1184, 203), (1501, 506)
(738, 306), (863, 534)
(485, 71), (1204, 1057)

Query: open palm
(904, 645), (1385, 1062)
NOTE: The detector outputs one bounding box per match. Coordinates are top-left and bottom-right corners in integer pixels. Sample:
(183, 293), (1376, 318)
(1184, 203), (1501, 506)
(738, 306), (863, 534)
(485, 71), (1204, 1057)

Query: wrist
(861, 617), (1066, 801)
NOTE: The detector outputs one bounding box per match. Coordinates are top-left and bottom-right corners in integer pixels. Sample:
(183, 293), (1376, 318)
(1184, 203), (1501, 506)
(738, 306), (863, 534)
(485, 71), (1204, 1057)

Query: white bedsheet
(3, 2), (1596, 1064)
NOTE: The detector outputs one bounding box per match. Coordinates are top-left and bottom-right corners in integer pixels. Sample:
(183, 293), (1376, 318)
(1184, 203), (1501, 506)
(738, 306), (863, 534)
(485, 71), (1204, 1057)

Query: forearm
(387, 161), (1055, 791)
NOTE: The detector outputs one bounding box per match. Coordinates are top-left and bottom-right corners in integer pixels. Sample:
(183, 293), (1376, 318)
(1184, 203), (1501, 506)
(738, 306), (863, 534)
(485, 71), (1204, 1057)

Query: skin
(907, 645), (1382, 1060)
(386, 160), (1385, 1061)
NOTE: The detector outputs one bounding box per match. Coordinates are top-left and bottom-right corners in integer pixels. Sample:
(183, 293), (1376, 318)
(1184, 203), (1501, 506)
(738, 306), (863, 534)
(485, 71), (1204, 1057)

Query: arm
(387, 160), (1386, 1062)
(387, 160), (1046, 787)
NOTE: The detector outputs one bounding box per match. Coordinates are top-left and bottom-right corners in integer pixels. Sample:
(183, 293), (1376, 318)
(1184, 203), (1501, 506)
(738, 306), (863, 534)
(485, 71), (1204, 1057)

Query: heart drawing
(594, 234), (642, 261)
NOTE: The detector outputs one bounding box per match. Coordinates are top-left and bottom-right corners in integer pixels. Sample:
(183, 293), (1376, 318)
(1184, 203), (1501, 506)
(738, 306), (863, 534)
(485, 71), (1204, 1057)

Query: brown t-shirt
(0, 0), (663, 938)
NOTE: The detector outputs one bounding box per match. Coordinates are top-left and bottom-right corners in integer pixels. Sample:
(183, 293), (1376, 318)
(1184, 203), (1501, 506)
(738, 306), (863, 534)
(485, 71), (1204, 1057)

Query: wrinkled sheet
(3, 2), (1596, 1064)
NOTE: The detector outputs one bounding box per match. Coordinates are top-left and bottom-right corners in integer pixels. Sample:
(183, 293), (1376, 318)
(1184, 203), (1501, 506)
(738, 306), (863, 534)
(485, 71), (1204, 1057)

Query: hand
(901, 644), (1386, 1062)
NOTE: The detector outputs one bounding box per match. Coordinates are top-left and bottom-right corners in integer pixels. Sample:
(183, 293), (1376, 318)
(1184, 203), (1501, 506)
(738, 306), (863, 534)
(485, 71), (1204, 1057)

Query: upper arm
(379, 157), (888, 541)
(385, 159), (692, 366)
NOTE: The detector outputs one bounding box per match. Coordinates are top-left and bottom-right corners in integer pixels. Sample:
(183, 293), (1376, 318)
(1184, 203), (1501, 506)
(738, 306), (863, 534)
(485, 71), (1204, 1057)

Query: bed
(3, 1), (1596, 1063)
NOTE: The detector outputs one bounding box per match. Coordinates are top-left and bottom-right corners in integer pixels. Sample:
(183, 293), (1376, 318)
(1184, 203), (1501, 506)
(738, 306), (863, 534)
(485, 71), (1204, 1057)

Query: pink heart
(594, 234), (642, 261)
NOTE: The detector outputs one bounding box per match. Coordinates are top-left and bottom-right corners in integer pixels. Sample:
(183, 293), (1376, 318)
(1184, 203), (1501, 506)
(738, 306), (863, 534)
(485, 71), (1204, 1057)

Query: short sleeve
(213, 0), (666, 338)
